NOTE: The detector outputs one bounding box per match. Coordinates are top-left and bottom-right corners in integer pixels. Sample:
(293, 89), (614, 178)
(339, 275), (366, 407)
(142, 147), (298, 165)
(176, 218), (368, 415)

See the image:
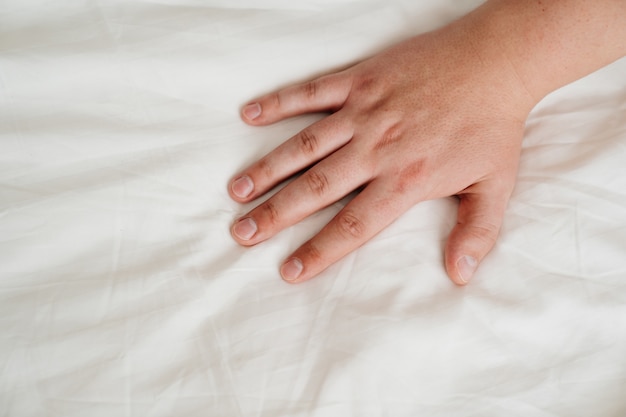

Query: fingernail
(231, 175), (254, 199)
(243, 103), (261, 120)
(233, 217), (257, 241)
(281, 258), (303, 282)
(457, 255), (478, 284)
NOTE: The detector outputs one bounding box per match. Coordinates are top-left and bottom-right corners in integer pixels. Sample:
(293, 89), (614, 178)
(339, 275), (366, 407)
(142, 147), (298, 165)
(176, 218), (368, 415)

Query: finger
(229, 113), (354, 203)
(279, 180), (411, 283)
(444, 180), (513, 286)
(241, 73), (352, 126)
(231, 144), (370, 246)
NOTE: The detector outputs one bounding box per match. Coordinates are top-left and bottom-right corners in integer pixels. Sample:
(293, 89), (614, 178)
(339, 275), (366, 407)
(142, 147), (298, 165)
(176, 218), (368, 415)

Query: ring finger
(229, 112), (354, 203)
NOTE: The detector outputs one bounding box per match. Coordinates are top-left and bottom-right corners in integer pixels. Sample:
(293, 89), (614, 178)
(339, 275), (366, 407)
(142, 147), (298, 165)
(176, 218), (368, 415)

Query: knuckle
(303, 80), (318, 100)
(261, 200), (280, 226)
(374, 123), (402, 151)
(258, 158), (273, 179)
(471, 222), (500, 242)
(271, 91), (282, 109)
(353, 75), (376, 93)
(300, 241), (324, 264)
(298, 129), (319, 155)
(305, 170), (329, 196)
(394, 160), (426, 194)
(458, 217), (501, 250)
(336, 210), (366, 239)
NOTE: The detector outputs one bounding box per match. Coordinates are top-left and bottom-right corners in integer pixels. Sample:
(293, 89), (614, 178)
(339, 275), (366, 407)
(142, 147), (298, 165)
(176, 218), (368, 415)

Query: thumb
(444, 181), (512, 286)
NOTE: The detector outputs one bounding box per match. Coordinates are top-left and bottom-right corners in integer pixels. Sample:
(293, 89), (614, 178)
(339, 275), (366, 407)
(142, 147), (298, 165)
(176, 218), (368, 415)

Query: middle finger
(231, 143), (371, 246)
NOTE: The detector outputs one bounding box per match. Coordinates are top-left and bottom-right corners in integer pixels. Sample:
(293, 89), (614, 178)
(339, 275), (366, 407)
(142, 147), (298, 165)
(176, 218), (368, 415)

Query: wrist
(460, 0), (626, 106)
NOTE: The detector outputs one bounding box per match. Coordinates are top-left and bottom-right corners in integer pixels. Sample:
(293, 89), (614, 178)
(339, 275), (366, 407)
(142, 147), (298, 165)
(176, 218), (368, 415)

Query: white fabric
(1, 1), (625, 415)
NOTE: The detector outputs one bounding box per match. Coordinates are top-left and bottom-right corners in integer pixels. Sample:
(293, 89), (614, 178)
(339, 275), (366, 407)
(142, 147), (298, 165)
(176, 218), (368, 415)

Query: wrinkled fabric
(1, 1), (625, 416)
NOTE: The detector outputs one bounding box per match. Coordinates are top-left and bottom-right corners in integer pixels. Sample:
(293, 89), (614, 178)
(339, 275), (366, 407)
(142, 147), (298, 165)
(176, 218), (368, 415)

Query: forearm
(457, 0), (626, 107)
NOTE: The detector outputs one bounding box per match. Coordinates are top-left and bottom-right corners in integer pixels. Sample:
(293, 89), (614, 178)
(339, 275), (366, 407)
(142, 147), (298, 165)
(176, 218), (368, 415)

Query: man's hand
(229, 22), (532, 285)
(228, 0), (626, 284)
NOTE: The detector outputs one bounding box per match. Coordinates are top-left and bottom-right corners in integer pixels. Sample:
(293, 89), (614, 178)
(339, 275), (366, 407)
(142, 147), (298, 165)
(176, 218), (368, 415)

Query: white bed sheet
(1, 1), (626, 416)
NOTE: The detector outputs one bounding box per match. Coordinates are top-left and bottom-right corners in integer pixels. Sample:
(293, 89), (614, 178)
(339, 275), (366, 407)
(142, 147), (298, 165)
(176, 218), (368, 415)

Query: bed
(1, 0), (625, 415)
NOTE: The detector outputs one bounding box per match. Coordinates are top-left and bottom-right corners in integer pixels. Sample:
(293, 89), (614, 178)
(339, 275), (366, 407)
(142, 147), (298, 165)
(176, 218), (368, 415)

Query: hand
(228, 23), (534, 285)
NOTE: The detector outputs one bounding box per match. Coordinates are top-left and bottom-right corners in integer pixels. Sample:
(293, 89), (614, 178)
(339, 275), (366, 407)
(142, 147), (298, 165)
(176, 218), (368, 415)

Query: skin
(228, 0), (626, 285)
